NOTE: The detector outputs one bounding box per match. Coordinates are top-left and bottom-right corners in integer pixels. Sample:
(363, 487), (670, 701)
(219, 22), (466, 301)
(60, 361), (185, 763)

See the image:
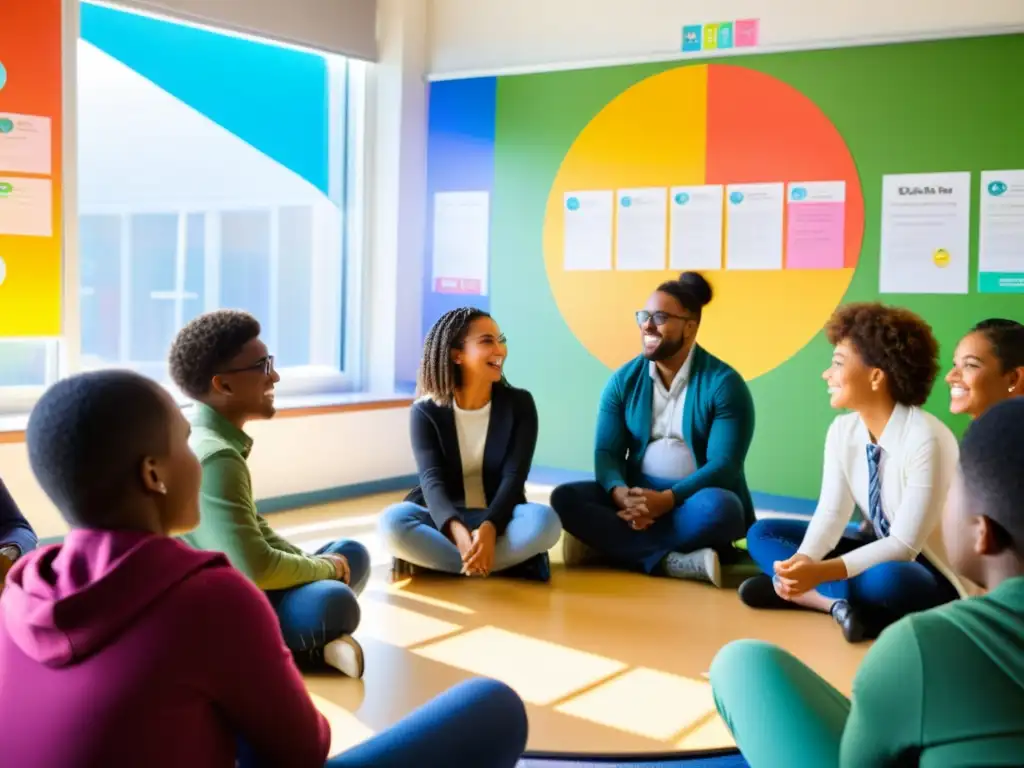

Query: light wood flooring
(275, 490), (869, 757)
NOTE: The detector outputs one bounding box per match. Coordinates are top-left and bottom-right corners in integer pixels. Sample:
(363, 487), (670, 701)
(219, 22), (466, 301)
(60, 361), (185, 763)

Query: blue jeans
(265, 539), (370, 654)
(746, 518), (957, 621)
(237, 678), (527, 768)
(378, 501), (561, 573)
(551, 480), (747, 573)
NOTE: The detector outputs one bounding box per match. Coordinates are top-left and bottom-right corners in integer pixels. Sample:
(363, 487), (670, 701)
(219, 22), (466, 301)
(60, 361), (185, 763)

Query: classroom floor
(277, 489), (869, 759)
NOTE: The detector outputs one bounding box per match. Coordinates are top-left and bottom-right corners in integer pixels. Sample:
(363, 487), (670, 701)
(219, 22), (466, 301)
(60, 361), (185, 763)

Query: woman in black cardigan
(379, 308), (561, 581)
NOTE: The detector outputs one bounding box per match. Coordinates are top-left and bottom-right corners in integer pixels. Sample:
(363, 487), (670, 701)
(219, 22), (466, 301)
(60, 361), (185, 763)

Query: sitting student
(0, 370), (529, 768)
(379, 308), (561, 581)
(947, 317), (1023, 420)
(551, 271), (754, 587)
(710, 397), (1024, 768)
(0, 477), (37, 596)
(739, 303), (962, 642)
(169, 310), (369, 677)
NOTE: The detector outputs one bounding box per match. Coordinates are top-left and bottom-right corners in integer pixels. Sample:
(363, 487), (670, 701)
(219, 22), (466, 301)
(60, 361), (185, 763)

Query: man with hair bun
(552, 271), (756, 587)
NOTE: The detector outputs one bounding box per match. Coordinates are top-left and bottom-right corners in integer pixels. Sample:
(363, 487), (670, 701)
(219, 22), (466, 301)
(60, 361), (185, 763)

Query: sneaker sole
(323, 636), (365, 679)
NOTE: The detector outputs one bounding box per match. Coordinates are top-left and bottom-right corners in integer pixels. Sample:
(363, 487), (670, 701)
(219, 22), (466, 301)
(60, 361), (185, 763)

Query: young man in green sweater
(170, 310), (369, 678)
(710, 397), (1024, 766)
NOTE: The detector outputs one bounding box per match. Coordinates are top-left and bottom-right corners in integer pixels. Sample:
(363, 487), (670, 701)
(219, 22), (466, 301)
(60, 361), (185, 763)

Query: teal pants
(710, 639), (849, 768)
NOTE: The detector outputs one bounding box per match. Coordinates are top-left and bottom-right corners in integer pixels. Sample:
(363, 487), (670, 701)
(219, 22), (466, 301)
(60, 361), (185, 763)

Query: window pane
(75, 1), (355, 390)
(80, 214), (121, 363)
(0, 341), (50, 387)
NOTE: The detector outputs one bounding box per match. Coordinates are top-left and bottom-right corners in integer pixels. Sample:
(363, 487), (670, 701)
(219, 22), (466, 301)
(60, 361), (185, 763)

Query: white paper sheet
(0, 113), (52, 175)
(725, 183), (784, 270)
(669, 185), (723, 270)
(879, 172), (970, 294)
(978, 170), (1024, 292)
(615, 187), (667, 271)
(564, 190), (613, 271)
(0, 176), (52, 237)
(431, 191), (490, 296)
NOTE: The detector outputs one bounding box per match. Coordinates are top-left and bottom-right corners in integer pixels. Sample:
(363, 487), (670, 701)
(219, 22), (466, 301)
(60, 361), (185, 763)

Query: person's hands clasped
(772, 554), (824, 599)
(613, 487), (674, 531)
(462, 521), (497, 577)
(320, 553), (351, 584)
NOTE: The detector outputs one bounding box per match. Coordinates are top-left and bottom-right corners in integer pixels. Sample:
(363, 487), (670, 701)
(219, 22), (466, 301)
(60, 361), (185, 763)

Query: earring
(157, 482), (168, 495)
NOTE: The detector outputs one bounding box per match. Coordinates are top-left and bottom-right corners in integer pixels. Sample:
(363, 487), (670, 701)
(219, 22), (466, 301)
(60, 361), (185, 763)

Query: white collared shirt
(640, 347), (697, 481)
(798, 404), (964, 594)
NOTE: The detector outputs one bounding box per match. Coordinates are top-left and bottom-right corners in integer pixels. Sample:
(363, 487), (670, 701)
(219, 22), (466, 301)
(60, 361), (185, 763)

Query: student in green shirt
(710, 397), (1024, 767)
(169, 310), (369, 679)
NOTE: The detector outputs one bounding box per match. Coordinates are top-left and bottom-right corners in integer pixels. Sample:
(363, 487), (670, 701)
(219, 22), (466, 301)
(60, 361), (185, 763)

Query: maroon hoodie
(0, 528), (331, 767)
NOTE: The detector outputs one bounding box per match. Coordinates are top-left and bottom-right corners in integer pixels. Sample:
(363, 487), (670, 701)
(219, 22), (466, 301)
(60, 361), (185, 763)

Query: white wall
(429, 0), (1024, 76)
(0, 405), (415, 540)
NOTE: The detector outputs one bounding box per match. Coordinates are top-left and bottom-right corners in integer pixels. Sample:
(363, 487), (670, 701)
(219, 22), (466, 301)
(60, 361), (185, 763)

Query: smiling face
(451, 316), (507, 386)
(213, 337), (281, 421)
(638, 291), (695, 362)
(946, 331), (1018, 420)
(822, 339), (882, 410)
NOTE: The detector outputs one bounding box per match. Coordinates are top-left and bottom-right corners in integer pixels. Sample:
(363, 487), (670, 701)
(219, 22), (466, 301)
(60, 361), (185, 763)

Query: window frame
(0, 0), (369, 415)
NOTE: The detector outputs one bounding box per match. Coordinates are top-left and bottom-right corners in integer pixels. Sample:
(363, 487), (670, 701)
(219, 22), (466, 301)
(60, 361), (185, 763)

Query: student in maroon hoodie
(0, 370), (528, 767)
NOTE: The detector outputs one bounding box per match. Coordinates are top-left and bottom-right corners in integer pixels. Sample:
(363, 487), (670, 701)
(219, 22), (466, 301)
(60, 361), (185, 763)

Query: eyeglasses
(635, 311), (692, 327)
(221, 355), (275, 376)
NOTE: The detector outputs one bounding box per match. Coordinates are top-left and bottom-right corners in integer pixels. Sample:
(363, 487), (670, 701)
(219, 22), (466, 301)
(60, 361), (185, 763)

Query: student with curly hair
(169, 310), (369, 678)
(711, 398), (1024, 767)
(378, 308), (561, 581)
(947, 318), (1024, 420)
(739, 303), (963, 643)
(0, 370), (530, 768)
(551, 272), (755, 587)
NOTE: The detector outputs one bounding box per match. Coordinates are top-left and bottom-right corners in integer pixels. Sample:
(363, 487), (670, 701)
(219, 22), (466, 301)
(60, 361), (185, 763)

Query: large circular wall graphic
(543, 64), (864, 380)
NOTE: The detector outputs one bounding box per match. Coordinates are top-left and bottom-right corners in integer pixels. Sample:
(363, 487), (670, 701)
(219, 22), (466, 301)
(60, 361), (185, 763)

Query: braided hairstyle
(417, 307), (499, 406)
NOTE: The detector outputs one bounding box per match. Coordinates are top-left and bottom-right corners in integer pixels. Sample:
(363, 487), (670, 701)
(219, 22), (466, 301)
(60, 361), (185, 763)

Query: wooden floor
(275, 490), (869, 757)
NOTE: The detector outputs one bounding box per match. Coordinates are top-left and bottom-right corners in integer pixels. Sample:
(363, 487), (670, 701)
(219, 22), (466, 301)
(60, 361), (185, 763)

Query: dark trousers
(551, 480), (747, 573)
(747, 517), (958, 625)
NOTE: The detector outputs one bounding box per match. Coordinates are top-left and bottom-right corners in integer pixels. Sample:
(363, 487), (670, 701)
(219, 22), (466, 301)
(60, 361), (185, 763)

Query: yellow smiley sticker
(933, 248), (950, 267)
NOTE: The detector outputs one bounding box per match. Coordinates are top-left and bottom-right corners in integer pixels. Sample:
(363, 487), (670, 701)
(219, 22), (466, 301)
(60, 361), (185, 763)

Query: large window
(0, 1), (364, 411)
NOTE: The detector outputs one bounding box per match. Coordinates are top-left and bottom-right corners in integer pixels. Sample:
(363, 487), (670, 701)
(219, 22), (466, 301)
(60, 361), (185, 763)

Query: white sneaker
(662, 548), (722, 588)
(323, 635), (365, 679)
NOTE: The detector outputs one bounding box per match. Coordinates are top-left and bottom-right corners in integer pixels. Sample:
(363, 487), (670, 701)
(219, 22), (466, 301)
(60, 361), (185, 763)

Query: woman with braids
(946, 317), (1024, 420)
(379, 308), (562, 581)
(738, 303), (965, 643)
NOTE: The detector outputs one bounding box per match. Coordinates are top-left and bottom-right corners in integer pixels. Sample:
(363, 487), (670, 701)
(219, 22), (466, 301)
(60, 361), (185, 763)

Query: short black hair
(169, 310), (261, 399)
(656, 271), (713, 320)
(959, 398), (1024, 555)
(825, 302), (939, 407)
(26, 370), (172, 528)
(971, 318), (1024, 372)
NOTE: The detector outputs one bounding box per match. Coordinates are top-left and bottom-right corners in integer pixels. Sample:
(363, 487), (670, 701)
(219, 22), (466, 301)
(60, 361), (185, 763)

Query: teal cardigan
(595, 345), (757, 529)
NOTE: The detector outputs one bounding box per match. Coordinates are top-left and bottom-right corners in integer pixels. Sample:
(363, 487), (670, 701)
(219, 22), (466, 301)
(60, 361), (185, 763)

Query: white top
(640, 348), (698, 481)
(798, 404), (966, 596)
(453, 400), (491, 510)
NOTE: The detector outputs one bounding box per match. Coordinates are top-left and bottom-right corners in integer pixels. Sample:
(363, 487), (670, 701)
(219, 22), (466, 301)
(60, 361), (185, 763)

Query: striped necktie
(866, 443), (890, 538)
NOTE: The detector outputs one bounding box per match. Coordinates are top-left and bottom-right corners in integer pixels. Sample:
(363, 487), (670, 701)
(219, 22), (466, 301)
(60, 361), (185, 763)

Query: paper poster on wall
(669, 185), (723, 270)
(431, 191), (490, 295)
(0, 177), (52, 237)
(879, 172), (970, 294)
(615, 187), (667, 271)
(564, 190), (613, 271)
(786, 181), (845, 269)
(725, 183), (784, 270)
(978, 170), (1024, 293)
(0, 113), (52, 175)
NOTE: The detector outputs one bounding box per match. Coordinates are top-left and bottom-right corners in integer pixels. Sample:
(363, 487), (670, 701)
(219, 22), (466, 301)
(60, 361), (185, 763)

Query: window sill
(0, 392), (414, 442)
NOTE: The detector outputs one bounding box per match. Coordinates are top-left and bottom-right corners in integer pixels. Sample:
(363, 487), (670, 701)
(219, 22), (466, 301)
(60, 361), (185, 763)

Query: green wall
(487, 35), (1024, 501)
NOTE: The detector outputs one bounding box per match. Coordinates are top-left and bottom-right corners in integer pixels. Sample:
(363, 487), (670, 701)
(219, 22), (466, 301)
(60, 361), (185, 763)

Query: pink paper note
(735, 19), (759, 48)
(786, 202), (845, 269)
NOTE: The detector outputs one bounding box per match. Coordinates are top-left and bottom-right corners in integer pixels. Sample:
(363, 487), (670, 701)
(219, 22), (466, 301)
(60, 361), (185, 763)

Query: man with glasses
(170, 310), (369, 678)
(551, 272), (756, 586)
